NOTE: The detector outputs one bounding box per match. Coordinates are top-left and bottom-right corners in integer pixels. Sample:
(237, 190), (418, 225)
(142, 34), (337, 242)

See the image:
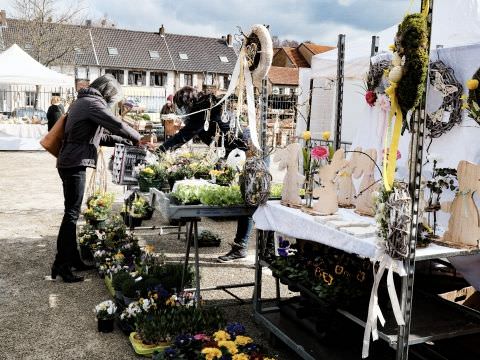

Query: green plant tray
(104, 277), (115, 298)
(129, 332), (170, 357)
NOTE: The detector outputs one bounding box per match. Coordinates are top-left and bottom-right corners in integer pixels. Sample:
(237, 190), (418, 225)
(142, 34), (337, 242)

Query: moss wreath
(426, 60), (463, 138)
(466, 67), (480, 125)
(395, 13), (429, 125)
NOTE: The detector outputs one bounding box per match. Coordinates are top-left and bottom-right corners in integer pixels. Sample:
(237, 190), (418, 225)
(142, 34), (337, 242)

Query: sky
(2, 0), (422, 46)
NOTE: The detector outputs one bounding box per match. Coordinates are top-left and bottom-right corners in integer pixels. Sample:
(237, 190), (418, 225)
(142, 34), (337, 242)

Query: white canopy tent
(0, 44), (73, 86)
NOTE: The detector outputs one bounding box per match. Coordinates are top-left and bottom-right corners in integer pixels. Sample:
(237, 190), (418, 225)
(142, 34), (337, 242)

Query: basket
(112, 144), (147, 185)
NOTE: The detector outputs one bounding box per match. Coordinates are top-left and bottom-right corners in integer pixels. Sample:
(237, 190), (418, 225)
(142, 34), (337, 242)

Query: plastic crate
(112, 144), (147, 185)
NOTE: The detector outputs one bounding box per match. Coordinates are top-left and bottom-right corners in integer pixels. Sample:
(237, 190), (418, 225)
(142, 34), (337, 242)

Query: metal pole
(333, 34), (345, 151)
(261, 77), (268, 155)
(306, 78), (314, 131)
(396, 1), (434, 359)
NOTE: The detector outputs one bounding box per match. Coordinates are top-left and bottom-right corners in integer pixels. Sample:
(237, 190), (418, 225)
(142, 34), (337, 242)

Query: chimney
(226, 34), (233, 47)
(159, 24), (165, 37)
(85, 19), (92, 27)
(0, 10), (7, 27)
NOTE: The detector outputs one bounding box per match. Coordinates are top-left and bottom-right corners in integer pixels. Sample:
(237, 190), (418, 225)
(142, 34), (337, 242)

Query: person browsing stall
(156, 86), (253, 262)
(53, 74), (141, 283)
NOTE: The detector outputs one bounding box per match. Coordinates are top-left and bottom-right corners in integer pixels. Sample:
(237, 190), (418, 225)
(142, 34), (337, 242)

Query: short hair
(90, 74), (123, 104)
(51, 96), (61, 105)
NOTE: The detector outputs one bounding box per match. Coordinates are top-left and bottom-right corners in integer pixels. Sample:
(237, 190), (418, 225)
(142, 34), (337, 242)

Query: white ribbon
(362, 255), (405, 359)
(243, 55), (261, 150)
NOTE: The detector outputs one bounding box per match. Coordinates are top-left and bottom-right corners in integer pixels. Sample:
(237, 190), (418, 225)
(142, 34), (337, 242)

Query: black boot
(51, 264), (84, 283)
(71, 260), (95, 271)
(218, 244), (247, 262)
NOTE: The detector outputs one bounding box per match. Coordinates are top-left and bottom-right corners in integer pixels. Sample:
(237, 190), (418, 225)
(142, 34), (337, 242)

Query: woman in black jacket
(46, 96), (65, 131)
(53, 74), (141, 283)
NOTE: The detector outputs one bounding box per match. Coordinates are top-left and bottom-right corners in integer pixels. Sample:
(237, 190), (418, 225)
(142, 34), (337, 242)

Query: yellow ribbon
(383, 82), (403, 191)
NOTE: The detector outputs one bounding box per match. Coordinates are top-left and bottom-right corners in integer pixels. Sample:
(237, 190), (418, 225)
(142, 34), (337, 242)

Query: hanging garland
(426, 61), (463, 138)
(395, 12), (429, 119)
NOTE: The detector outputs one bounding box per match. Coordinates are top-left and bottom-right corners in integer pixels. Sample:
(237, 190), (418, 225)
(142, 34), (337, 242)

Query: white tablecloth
(0, 124), (47, 150)
(253, 201), (479, 265)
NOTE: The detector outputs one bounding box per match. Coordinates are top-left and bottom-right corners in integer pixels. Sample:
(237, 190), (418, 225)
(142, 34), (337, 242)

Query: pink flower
(311, 146), (329, 160)
(383, 149), (401, 160)
(365, 90), (377, 107)
(194, 333), (210, 341)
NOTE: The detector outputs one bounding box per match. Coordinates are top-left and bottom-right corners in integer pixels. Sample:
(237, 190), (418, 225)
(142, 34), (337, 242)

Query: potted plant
(124, 195), (148, 228)
(119, 301), (142, 335)
(83, 192), (115, 229)
(122, 276), (138, 305)
(112, 270), (131, 300)
(94, 300), (117, 333)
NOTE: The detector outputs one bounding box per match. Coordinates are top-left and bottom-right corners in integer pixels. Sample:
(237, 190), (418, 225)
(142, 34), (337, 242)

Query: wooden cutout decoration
(312, 149), (348, 215)
(337, 151), (356, 208)
(441, 160), (480, 248)
(273, 143), (305, 208)
(353, 148), (379, 217)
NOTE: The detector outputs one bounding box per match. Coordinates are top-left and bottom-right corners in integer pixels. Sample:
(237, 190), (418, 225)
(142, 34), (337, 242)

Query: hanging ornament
(204, 109), (210, 131)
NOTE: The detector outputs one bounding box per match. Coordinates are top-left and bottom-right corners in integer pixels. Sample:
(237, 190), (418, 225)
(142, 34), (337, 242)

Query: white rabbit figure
(273, 143), (305, 207)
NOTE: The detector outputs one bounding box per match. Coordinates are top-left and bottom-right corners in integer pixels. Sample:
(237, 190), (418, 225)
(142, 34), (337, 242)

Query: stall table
(0, 123), (47, 150)
(150, 188), (256, 303)
(253, 201), (480, 359)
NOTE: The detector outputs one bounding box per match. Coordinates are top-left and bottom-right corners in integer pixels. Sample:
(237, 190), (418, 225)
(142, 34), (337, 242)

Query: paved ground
(0, 150), (298, 360)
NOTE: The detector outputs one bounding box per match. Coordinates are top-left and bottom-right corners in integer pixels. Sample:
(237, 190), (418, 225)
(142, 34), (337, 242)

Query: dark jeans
(233, 216), (253, 249)
(55, 166), (86, 267)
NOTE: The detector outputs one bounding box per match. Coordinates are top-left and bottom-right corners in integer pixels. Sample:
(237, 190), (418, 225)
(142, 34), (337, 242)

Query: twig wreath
(375, 181), (412, 259)
(426, 61), (463, 138)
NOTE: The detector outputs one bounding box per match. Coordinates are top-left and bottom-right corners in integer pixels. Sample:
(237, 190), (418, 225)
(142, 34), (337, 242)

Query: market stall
(0, 44), (74, 150)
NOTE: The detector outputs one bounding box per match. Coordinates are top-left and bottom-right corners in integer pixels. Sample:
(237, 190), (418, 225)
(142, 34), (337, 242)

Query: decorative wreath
(375, 181), (411, 259)
(426, 61), (463, 138)
(465, 67), (480, 125)
(245, 24), (273, 88)
(395, 13), (429, 118)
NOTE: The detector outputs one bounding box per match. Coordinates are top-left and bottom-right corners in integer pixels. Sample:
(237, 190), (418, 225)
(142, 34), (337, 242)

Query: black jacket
(47, 104), (65, 131)
(57, 87), (141, 169)
(160, 95), (247, 153)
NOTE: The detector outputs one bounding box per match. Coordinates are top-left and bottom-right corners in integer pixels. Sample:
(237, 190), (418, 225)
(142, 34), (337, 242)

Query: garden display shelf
(149, 188), (256, 304)
(252, 201), (480, 359)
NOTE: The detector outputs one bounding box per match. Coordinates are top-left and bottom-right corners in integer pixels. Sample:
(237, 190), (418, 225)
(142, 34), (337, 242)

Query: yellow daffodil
(462, 102), (470, 110)
(321, 131), (331, 141)
(460, 94), (468, 101)
(234, 335), (253, 346)
(201, 348), (222, 360)
(218, 340), (238, 355)
(388, 44), (395, 51)
(232, 354), (249, 360)
(141, 167), (155, 175)
(466, 79), (479, 90)
(209, 169), (224, 177)
(302, 130), (311, 141)
(213, 330), (231, 342)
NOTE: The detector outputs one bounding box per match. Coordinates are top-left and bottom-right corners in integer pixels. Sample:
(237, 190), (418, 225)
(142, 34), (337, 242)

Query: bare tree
(11, 0), (89, 67)
(271, 36), (300, 48)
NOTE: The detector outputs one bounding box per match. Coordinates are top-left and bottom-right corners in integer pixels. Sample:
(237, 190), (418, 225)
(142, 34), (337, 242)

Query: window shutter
(219, 76), (224, 90)
(179, 73), (184, 87)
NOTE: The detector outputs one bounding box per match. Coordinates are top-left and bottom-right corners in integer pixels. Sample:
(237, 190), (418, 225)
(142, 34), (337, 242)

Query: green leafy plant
(122, 276), (138, 299)
(112, 271), (131, 291)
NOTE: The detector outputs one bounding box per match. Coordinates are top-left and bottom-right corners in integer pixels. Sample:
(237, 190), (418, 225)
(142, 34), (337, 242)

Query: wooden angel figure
(352, 148), (379, 217)
(273, 143), (305, 207)
(441, 160), (480, 248)
(337, 151), (356, 208)
(312, 149), (348, 215)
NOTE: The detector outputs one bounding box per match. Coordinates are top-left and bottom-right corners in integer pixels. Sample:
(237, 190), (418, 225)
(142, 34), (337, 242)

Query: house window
(149, 50), (160, 59)
(219, 56), (229, 63)
(179, 53), (189, 60)
(220, 75), (230, 90)
(107, 47), (118, 56)
(104, 69), (124, 85)
(128, 71), (146, 86)
(278, 87), (285, 95)
(150, 72), (167, 86)
(76, 67), (88, 80)
(204, 73), (215, 86)
(25, 91), (36, 106)
(184, 73), (193, 86)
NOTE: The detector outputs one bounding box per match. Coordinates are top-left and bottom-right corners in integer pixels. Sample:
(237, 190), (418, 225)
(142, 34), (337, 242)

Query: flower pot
(88, 218), (107, 230)
(125, 216), (143, 228)
(129, 332), (170, 356)
(97, 318), (114, 333)
(138, 178), (160, 193)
